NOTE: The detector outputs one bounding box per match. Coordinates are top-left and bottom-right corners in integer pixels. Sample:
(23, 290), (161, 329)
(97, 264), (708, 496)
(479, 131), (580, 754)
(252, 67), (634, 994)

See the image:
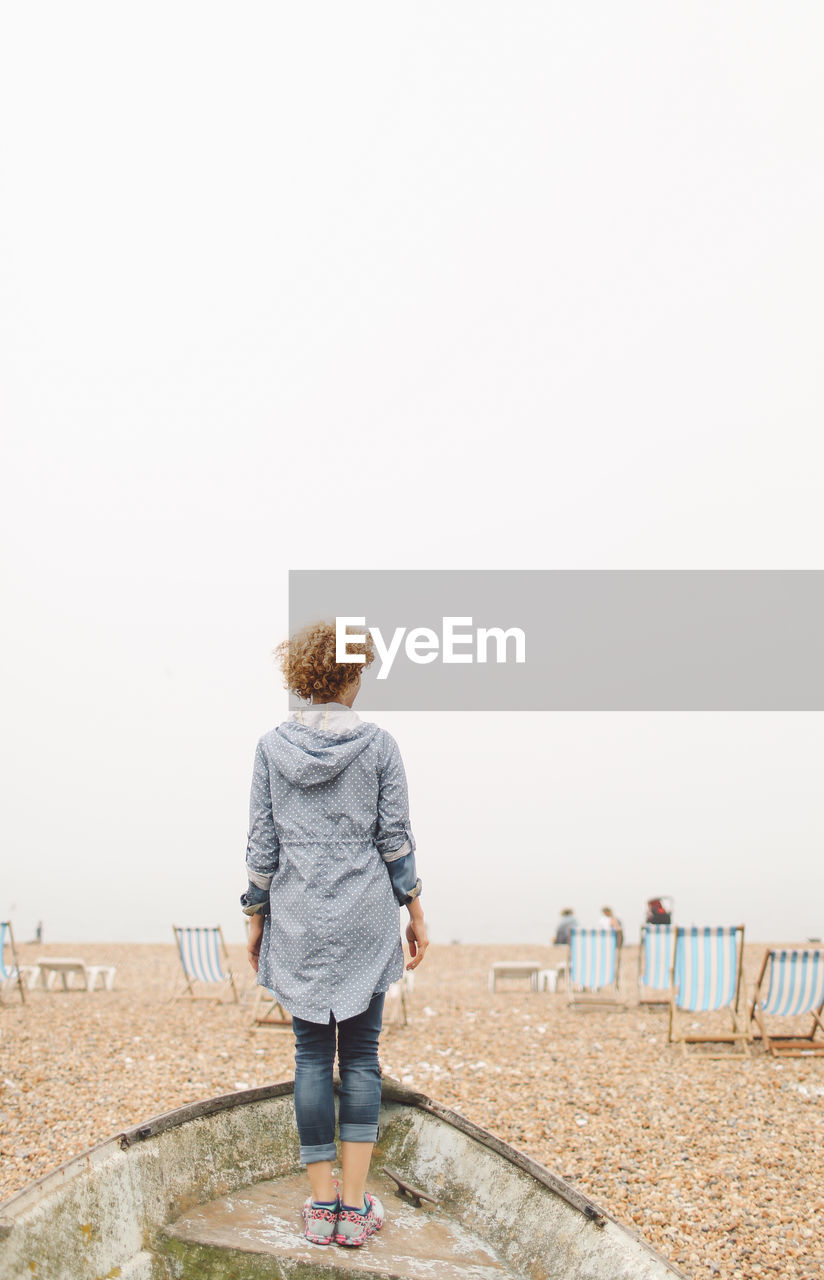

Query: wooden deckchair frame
(638, 923), (675, 1007)
(383, 976), (411, 1028)
(567, 929), (625, 1009)
(173, 925), (239, 1003)
(668, 925), (749, 1058)
(0, 921), (26, 1005)
(749, 948), (824, 1057)
(250, 985), (291, 1029)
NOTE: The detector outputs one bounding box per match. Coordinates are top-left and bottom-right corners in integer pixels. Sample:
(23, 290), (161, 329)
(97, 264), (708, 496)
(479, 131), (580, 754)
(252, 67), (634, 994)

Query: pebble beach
(1, 940), (822, 1280)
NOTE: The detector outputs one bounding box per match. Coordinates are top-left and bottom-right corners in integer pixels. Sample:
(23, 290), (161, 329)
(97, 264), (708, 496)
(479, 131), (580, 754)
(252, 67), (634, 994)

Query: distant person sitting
(553, 908), (578, 946)
(646, 897), (672, 925)
(597, 906), (623, 948)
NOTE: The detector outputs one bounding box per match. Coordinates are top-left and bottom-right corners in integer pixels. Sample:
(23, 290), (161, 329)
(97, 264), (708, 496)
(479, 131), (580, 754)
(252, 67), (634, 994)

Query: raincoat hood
(270, 712), (380, 787)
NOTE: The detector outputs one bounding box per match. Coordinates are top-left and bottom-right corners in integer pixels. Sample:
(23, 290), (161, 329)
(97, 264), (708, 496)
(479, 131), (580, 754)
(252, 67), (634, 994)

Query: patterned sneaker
(334, 1191), (385, 1247)
(302, 1184), (340, 1245)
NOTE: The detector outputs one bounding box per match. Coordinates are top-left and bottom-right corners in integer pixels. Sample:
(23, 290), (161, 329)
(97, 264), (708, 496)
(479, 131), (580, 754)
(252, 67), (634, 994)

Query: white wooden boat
(0, 1080), (685, 1279)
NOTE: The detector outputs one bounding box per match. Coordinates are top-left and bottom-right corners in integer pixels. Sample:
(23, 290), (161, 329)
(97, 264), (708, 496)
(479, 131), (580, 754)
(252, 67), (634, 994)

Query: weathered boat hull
(0, 1081), (685, 1279)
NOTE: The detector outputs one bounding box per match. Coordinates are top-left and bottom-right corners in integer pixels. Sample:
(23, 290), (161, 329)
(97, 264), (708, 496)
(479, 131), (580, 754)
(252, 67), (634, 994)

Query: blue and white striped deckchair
(567, 928), (624, 1007)
(668, 925), (748, 1056)
(173, 926), (238, 1002)
(0, 921), (26, 1004)
(749, 949), (824, 1057)
(638, 924), (675, 1005)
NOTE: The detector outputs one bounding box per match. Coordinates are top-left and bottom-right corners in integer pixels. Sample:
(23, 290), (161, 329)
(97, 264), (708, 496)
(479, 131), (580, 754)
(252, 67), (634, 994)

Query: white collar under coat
(290, 702), (361, 732)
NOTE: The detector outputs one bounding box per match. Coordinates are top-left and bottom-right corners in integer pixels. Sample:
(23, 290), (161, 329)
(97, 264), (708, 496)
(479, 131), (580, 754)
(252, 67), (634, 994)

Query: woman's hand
(247, 913), (265, 973)
(405, 900), (429, 970)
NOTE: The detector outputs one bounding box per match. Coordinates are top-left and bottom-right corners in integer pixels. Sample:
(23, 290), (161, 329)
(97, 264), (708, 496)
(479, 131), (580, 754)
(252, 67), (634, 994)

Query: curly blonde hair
(274, 620), (375, 702)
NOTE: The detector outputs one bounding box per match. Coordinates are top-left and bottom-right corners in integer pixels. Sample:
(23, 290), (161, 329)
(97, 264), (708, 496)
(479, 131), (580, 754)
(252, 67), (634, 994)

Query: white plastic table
(537, 965), (567, 992)
(488, 961), (543, 992)
(37, 958), (88, 991)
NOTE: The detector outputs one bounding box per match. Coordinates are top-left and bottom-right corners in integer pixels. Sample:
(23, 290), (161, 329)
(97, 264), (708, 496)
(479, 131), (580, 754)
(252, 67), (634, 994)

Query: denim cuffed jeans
(292, 991), (385, 1165)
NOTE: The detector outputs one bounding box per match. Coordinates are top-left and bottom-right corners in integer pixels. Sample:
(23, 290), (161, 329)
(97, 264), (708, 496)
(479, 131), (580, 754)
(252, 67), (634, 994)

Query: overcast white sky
(2, 3), (823, 946)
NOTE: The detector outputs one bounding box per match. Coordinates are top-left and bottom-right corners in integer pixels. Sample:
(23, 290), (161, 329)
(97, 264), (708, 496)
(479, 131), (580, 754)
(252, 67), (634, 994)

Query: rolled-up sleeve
(244, 741), (280, 908)
(375, 735), (421, 906)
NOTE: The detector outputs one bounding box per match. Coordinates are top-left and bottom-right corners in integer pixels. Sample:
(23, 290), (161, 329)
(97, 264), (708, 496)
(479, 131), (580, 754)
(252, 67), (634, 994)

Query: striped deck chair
(0, 922), (26, 1004)
(173, 926), (238, 1002)
(567, 928), (624, 1007)
(638, 924), (675, 1006)
(668, 925), (748, 1056)
(749, 948), (824, 1057)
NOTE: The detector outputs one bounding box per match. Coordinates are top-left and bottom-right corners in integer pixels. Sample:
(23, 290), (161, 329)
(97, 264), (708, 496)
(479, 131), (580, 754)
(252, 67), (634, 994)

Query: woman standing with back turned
(242, 622), (428, 1248)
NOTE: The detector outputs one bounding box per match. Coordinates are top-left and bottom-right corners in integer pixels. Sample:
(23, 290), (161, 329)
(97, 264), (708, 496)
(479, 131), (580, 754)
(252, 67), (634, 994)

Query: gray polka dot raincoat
(244, 704), (420, 1024)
